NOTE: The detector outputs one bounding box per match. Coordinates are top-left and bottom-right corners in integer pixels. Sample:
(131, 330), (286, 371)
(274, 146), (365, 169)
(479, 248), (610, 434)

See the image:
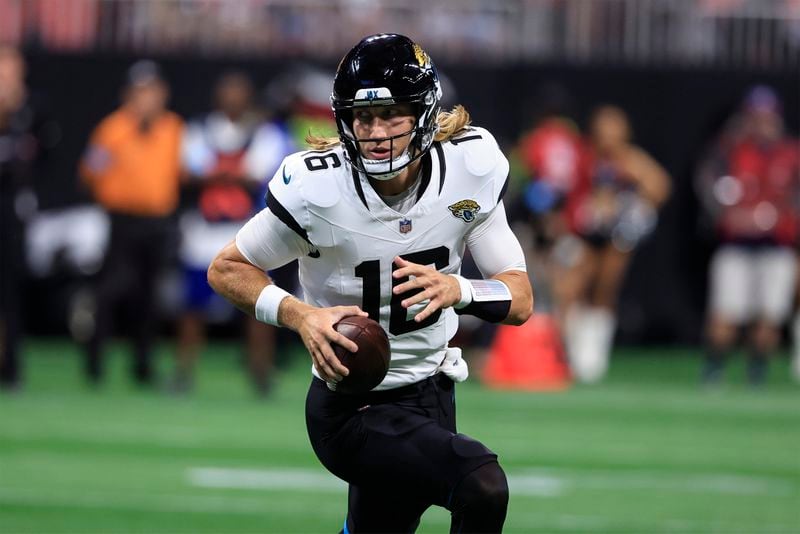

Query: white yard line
(514, 468), (797, 496)
(0, 487), (293, 515)
(188, 467), (347, 492)
(188, 467), (565, 497)
(187, 466), (796, 498)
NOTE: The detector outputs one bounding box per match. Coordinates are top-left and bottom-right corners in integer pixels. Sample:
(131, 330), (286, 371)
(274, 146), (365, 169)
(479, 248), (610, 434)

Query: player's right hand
(297, 306), (367, 383)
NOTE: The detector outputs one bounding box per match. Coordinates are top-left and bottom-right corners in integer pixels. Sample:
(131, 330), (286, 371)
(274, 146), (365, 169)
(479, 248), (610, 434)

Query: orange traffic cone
(482, 313), (571, 391)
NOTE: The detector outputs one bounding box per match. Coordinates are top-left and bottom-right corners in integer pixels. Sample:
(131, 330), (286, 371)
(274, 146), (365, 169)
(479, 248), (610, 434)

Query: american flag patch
(470, 279), (512, 302)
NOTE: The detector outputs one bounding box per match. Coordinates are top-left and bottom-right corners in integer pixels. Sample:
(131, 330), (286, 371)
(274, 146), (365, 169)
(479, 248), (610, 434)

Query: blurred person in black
(79, 60), (184, 386)
(0, 45), (58, 390)
(557, 105), (671, 383)
(177, 71), (294, 394)
(697, 86), (799, 386)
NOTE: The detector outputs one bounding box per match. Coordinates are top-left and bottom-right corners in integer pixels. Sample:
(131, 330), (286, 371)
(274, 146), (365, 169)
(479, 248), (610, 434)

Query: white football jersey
(237, 127), (517, 389)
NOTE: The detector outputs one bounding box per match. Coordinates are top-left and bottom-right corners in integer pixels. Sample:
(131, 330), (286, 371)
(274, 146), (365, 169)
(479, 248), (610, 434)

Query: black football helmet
(332, 34), (442, 180)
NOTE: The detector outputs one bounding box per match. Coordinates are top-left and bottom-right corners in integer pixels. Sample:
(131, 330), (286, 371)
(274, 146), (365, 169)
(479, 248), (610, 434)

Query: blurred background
(1, 1), (798, 532)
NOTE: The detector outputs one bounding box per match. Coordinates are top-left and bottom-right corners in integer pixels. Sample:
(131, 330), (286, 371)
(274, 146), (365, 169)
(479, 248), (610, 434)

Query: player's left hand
(392, 256), (461, 323)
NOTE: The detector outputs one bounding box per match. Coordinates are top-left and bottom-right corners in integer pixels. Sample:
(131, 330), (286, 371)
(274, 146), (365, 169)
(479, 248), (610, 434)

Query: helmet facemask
(334, 87), (441, 181)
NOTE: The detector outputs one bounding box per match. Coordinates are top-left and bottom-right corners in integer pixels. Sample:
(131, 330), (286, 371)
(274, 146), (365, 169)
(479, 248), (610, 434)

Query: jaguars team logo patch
(412, 43), (429, 67)
(448, 200), (481, 223)
(399, 218), (413, 234)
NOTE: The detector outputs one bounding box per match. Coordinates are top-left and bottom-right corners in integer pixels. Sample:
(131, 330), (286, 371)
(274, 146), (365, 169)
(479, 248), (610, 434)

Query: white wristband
(255, 285), (292, 326)
(451, 274), (474, 310)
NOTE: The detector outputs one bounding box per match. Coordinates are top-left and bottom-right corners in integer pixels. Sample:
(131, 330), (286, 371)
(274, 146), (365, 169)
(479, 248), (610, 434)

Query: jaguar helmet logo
(448, 200), (481, 223)
(412, 43), (429, 67)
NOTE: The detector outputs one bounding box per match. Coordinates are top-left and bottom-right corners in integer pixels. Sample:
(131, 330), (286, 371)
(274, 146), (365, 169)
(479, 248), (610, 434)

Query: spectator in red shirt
(517, 84), (585, 255)
(698, 85), (800, 385)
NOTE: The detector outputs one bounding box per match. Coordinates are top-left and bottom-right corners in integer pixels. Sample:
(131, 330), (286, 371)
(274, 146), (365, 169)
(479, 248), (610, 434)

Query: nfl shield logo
(399, 218), (412, 234)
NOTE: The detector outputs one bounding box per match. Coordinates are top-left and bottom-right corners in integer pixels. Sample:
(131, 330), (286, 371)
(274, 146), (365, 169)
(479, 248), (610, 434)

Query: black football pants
(306, 373), (508, 533)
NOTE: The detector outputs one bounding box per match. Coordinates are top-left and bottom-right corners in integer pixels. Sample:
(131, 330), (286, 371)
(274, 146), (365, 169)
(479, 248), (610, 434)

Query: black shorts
(305, 373), (499, 532)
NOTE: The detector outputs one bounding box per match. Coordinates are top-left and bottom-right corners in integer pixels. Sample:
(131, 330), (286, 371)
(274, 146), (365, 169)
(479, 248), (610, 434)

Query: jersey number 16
(354, 246), (449, 336)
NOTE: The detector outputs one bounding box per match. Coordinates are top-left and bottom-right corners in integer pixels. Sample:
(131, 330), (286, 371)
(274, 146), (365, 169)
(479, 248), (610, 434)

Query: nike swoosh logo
(308, 249), (320, 258)
(282, 166), (291, 184)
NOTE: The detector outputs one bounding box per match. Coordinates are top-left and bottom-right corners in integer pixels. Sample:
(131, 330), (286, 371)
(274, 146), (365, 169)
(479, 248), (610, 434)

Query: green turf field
(1, 339), (798, 533)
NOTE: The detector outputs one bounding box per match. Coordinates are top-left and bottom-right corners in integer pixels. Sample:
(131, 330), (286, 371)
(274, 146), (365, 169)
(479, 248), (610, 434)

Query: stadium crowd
(1, 0), (798, 70)
(0, 42), (798, 394)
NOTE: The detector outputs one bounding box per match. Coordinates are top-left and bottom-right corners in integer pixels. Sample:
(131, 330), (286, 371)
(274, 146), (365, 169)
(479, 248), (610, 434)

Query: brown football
(333, 315), (390, 394)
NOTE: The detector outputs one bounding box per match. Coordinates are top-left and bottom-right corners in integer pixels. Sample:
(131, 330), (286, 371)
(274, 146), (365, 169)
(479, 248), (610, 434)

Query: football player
(209, 34), (533, 532)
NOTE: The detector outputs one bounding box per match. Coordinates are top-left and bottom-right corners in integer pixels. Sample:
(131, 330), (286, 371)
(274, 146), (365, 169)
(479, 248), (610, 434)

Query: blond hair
(305, 105), (472, 150)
